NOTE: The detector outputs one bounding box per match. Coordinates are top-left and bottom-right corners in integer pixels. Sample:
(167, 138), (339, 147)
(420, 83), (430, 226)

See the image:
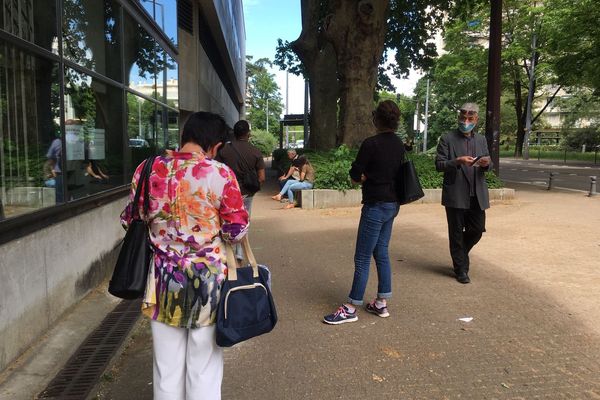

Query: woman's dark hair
(373, 100), (401, 131)
(181, 112), (229, 151)
(294, 155), (309, 168)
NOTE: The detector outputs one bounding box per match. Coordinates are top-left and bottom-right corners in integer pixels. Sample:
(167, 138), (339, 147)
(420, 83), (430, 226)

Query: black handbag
(228, 142), (261, 194)
(396, 160), (425, 205)
(216, 237), (277, 347)
(108, 156), (155, 299)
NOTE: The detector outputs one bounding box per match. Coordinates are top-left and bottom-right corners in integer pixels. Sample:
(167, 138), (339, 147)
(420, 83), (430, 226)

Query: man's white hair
(459, 102), (479, 114)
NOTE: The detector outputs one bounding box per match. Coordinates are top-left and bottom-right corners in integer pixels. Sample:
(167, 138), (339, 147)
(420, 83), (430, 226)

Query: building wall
(179, 0), (245, 127)
(0, 199), (125, 371)
(0, 0), (245, 373)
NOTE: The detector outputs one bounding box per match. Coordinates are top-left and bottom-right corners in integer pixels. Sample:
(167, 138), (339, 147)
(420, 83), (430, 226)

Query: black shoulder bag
(396, 159), (425, 205)
(108, 156), (155, 299)
(229, 142), (261, 194)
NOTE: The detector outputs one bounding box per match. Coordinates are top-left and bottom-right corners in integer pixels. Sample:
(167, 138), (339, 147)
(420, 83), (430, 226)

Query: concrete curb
(298, 188), (516, 209)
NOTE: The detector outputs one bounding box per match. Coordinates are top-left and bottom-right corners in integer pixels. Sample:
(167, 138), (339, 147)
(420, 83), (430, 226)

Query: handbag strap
(224, 237), (259, 281)
(131, 156), (155, 219)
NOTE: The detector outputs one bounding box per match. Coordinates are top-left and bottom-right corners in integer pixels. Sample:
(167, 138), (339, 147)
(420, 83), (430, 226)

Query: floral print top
(121, 150), (248, 328)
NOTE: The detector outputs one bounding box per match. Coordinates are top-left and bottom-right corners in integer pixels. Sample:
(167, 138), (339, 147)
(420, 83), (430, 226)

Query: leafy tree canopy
(246, 56), (284, 136)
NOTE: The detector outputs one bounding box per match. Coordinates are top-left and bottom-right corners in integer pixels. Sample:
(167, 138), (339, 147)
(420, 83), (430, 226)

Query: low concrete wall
(0, 198), (127, 372)
(299, 188), (516, 209)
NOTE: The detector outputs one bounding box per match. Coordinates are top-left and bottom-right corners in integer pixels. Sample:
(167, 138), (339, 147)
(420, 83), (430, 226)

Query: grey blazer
(435, 130), (493, 210)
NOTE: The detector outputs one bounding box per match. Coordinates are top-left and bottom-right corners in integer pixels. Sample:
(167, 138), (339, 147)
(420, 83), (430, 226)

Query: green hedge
(290, 146), (503, 190)
(500, 149), (599, 162)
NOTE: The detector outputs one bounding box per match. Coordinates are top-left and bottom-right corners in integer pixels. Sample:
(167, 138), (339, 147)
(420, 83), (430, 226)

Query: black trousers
(445, 197), (486, 274)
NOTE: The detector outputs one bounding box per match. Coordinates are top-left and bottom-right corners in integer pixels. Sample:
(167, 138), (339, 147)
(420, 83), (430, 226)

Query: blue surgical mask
(458, 121), (475, 133)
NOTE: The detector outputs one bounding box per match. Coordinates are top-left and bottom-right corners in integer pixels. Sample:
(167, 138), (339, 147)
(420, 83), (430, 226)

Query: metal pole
(523, 32), (537, 160)
(423, 79), (429, 153)
(547, 172), (556, 190)
(266, 97), (269, 133)
(285, 71), (289, 146)
(588, 176), (597, 197)
(485, 0), (502, 175)
(304, 79), (309, 147)
(138, 100), (142, 138)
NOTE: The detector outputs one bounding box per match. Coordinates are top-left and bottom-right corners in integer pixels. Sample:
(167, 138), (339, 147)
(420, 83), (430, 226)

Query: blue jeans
(278, 180), (313, 203)
(348, 202), (400, 305)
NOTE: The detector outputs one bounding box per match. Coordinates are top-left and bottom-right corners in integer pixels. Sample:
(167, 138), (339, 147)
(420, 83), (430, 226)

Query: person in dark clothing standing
(218, 120), (265, 261)
(435, 102), (492, 284)
(324, 100), (405, 325)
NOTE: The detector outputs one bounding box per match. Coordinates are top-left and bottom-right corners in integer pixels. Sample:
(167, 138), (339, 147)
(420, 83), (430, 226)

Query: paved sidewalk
(92, 181), (600, 399)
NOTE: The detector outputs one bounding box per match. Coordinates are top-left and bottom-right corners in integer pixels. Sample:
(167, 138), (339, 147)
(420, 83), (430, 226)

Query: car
(129, 138), (149, 148)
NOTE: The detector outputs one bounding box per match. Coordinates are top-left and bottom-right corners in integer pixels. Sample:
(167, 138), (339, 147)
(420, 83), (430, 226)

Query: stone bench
(298, 188), (516, 209)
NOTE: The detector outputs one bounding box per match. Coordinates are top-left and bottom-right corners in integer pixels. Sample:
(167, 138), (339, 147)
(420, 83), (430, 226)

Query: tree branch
(532, 85), (562, 124)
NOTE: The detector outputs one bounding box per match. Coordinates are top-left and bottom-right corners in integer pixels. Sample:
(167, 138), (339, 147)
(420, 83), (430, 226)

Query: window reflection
(0, 1), (58, 54)
(63, 0), (122, 82)
(166, 53), (178, 107)
(126, 92), (158, 176)
(0, 44), (61, 221)
(63, 68), (124, 200)
(125, 13), (159, 98)
(138, 0), (178, 45)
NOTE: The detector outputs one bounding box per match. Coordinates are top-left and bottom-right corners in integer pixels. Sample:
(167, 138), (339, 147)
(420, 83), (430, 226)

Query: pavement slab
(92, 181), (600, 400)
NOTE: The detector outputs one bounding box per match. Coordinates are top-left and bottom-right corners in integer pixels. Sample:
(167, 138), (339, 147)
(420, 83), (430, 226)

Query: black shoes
(456, 272), (471, 284)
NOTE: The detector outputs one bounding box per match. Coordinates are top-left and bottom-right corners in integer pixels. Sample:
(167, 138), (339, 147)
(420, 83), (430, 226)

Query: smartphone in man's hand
(470, 156), (483, 166)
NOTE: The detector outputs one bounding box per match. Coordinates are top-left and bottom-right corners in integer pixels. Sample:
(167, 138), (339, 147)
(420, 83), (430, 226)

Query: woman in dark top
(324, 100), (405, 325)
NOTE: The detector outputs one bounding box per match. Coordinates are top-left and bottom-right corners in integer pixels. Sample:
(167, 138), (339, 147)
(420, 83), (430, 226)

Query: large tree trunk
(291, 0), (339, 150)
(324, 0), (389, 146)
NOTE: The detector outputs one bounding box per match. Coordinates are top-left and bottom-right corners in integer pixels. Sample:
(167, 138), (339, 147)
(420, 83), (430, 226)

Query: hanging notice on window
(65, 123), (85, 160)
(88, 128), (106, 160)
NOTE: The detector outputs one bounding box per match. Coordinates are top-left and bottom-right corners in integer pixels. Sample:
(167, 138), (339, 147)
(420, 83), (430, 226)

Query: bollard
(589, 176), (597, 197)
(547, 172), (557, 190)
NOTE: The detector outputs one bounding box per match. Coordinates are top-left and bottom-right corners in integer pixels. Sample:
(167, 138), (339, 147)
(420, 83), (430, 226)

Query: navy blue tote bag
(216, 238), (277, 347)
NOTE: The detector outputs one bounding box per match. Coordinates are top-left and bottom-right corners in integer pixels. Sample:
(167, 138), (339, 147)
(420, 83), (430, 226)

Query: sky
(242, 0), (423, 114)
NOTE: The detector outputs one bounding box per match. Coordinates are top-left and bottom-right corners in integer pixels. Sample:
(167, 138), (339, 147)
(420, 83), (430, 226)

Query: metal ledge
(0, 187), (129, 246)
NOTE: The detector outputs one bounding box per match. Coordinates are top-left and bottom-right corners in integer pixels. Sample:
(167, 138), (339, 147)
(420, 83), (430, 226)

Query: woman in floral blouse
(121, 112), (248, 400)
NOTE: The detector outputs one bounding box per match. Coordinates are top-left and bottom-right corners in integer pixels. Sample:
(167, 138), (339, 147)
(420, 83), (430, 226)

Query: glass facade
(0, 0), (178, 222)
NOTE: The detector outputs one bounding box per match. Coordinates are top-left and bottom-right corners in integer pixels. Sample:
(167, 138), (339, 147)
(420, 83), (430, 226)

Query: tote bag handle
(224, 237), (258, 281)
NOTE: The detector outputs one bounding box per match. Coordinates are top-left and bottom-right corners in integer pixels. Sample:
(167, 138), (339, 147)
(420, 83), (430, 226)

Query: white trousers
(150, 320), (224, 400)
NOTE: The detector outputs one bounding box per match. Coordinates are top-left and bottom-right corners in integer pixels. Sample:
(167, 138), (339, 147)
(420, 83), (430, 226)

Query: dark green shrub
(312, 145), (357, 190)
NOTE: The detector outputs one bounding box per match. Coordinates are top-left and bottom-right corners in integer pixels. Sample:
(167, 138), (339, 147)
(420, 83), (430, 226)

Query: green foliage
(306, 150), (504, 190)
(311, 145), (357, 190)
(408, 154), (443, 189)
(500, 148), (599, 161)
(246, 56), (284, 136)
(249, 129), (277, 156)
(546, 0), (600, 93)
(560, 128), (600, 150)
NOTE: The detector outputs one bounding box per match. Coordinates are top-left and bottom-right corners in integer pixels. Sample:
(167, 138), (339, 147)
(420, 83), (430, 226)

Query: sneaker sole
(322, 316), (358, 325)
(366, 308), (390, 318)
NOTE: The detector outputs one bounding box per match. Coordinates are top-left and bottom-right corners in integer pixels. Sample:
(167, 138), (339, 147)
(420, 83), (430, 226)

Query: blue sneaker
(323, 305), (358, 325)
(365, 300), (390, 318)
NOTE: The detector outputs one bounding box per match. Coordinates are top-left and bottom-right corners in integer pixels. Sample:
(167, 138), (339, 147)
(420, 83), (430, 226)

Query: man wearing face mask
(435, 103), (492, 284)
